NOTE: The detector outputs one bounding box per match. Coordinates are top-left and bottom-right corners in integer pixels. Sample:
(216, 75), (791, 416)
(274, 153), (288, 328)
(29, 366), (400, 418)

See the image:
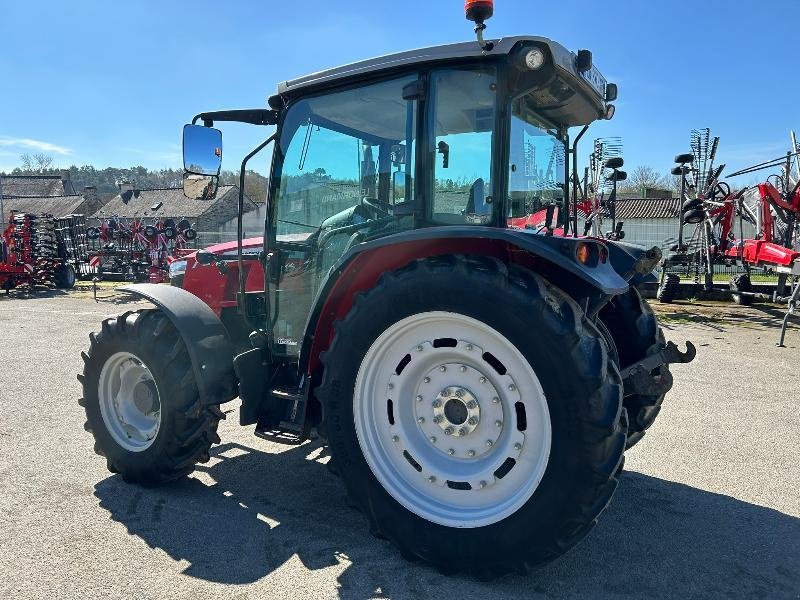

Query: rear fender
(120, 283), (237, 404)
(301, 227), (629, 375)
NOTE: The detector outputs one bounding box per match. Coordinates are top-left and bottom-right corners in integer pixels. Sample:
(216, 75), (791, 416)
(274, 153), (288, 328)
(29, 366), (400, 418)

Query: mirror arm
(192, 109), (279, 127)
(238, 133), (278, 338)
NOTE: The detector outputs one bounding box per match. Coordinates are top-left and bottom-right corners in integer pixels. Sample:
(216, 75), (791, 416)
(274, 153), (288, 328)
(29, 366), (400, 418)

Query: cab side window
(429, 67), (497, 225)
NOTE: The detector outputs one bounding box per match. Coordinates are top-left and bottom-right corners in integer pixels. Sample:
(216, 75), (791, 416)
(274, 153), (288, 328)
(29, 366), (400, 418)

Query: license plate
(580, 64), (607, 98)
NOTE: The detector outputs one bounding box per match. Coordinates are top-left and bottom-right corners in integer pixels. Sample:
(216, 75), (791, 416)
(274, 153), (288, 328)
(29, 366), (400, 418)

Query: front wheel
(79, 310), (222, 485)
(54, 263), (76, 289)
(317, 256), (626, 578)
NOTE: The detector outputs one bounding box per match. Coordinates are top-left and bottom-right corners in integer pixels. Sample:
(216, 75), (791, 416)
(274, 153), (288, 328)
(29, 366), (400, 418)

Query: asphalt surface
(1, 288), (798, 599)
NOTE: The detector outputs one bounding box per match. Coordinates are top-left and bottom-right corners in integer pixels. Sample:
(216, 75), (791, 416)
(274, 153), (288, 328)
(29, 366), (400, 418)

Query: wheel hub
(434, 386), (480, 436)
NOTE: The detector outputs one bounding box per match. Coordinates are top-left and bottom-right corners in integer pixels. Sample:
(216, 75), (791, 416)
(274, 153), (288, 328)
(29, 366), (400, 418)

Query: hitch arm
(619, 341), (696, 397)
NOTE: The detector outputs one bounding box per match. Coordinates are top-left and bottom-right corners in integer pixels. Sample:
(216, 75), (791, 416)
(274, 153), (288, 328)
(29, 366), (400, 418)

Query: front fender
(120, 283), (237, 404)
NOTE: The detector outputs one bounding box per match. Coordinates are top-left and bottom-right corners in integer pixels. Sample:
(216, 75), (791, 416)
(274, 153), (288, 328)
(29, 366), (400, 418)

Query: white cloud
(0, 136), (73, 155)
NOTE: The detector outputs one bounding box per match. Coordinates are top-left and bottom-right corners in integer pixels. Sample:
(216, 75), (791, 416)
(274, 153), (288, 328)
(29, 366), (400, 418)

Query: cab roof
(274, 36), (610, 126)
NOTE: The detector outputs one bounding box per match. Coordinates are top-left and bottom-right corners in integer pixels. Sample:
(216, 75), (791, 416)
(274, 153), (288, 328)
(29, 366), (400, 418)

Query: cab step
(253, 387), (310, 445)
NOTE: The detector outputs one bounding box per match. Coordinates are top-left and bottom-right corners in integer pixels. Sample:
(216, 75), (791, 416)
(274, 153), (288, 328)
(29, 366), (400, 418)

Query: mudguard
(605, 240), (660, 286)
(119, 283), (238, 405)
(300, 226), (630, 374)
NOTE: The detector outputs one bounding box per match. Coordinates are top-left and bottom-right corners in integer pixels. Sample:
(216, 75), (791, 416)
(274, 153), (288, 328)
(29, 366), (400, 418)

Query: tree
(18, 153), (54, 172)
(619, 165), (674, 195)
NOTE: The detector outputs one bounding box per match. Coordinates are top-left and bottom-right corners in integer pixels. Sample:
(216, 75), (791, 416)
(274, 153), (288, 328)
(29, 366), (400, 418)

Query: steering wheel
(361, 197), (392, 219)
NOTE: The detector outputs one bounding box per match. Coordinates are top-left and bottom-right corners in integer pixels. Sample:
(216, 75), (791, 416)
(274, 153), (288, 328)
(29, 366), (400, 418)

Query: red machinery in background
(86, 216), (197, 283)
(0, 212), (77, 292)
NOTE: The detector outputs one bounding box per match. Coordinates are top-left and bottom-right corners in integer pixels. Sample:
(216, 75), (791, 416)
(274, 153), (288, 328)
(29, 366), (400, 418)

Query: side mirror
(195, 249), (215, 266)
(183, 124), (222, 199)
(183, 173), (219, 201)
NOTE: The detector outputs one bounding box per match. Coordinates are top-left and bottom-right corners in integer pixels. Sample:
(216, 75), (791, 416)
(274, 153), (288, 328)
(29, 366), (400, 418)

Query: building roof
(90, 185), (253, 220)
(0, 174), (76, 197)
(607, 197), (681, 220)
(2, 195), (87, 218)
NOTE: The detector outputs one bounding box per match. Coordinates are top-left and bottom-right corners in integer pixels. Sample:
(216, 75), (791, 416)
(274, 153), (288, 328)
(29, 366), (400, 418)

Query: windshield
(507, 96), (566, 229)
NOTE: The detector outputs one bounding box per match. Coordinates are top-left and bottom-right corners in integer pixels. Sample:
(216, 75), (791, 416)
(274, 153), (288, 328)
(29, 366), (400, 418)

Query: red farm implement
(658, 130), (800, 344)
(0, 211), (77, 292)
(86, 216), (197, 283)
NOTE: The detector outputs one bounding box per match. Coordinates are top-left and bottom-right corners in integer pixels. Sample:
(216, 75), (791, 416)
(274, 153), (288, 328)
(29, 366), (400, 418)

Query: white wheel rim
(98, 351), (161, 452)
(354, 312), (552, 528)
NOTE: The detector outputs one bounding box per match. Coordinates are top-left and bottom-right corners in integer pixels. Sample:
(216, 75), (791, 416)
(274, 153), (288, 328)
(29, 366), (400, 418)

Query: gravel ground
(0, 290), (798, 599)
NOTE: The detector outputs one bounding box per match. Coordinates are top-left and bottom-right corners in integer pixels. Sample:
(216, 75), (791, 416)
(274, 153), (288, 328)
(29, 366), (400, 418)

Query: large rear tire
(599, 287), (672, 449)
(79, 309), (222, 485)
(316, 255), (626, 578)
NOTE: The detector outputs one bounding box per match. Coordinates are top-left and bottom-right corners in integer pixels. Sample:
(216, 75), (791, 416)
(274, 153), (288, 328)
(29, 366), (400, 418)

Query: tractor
(78, 1), (695, 578)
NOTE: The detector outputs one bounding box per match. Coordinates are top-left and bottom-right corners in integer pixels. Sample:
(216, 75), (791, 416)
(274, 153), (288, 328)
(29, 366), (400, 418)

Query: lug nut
(459, 427), (468, 436)
(508, 383), (516, 392)
(416, 345), (424, 352)
(467, 400), (477, 409)
(392, 435), (400, 443)
(417, 417), (425, 424)
(514, 442), (522, 451)
(439, 366), (447, 372)
(466, 344), (474, 351)
(486, 440), (493, 447)
(423, 377), (431, 384)
(428, 476), (436, 483)
(416, 395), (423, 403)
(492, 396), (500, 404)
(495, 420), (502, 428)
(388, 383), (394, 390)
(433, 415), (443, 424)
(459, 365), (467, 373)
(448, 448), (456, 456)
(456, 389), (465, 398)
(479, 480), (487, 489)
(468, 449), (476, 457)
(479, 376), (487, 384)
(444, 426), (454, 435)
(432, 399), (442, 408)
(429, 436), (437, 444)
(468, 417), (478, 426)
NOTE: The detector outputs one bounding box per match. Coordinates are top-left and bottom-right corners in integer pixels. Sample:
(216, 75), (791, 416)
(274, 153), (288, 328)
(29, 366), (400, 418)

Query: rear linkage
(620, 340), (696, 397)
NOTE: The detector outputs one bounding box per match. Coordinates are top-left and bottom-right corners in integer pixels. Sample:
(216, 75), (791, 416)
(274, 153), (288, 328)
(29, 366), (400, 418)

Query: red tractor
(78, 3), (694, 578)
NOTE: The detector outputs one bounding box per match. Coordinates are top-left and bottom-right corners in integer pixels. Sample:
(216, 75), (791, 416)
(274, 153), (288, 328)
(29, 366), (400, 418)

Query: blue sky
(1, 0), (798, 185)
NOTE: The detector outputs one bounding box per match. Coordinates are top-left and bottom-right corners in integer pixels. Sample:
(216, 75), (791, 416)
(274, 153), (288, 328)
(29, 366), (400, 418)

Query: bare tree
(19, 154), (34, 171)
(33, 153), (53, 171)
(620, 165), (674, 195)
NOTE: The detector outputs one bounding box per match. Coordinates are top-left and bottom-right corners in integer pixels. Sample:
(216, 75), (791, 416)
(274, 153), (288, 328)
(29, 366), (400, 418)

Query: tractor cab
(182, 33), (621, 359)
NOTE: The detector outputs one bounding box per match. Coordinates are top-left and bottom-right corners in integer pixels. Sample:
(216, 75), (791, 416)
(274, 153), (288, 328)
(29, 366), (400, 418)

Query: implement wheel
(317, 255), (626, 578)
(79, 310), (222, 485)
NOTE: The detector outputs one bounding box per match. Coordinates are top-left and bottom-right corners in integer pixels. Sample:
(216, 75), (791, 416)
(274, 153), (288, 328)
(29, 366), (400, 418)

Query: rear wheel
(79, 310), (222, 485)
(600, 287), (672, 449)
(317, 255), (626, 578)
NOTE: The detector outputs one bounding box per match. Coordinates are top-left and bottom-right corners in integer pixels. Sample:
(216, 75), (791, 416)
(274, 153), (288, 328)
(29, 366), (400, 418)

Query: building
(90, 185), (264, 244)
(1, 182), (106, 228)
(0, 172), (76, 197)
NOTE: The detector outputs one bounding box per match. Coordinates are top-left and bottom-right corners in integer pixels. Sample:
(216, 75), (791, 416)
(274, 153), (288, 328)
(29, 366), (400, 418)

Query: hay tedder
(658, 129), (800, 344)
(78, 1), (697, 578)
(0, 211), (78, 292)
(85, 216), (197, 283)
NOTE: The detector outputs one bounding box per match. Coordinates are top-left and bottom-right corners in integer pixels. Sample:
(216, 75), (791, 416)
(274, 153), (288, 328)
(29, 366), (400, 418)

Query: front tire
(317, 255), (626, 578)
(54, 263), (76, 289)
(79, 310), (222, 485)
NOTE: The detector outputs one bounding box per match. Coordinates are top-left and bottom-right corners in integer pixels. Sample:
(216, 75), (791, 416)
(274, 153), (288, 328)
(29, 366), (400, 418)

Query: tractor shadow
(93, 441), (800, 599)
(653, 299), (797, 333)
